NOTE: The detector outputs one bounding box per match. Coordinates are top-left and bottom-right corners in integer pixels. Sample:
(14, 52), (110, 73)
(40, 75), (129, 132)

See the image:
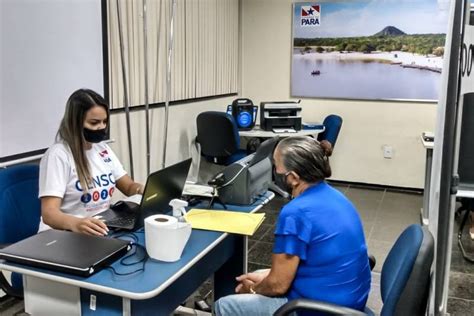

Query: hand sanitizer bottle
(169, 199), (189, 221)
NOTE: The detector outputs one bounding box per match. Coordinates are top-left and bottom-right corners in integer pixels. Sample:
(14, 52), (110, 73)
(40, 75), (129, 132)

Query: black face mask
(83, 128), (107, 143)
(274, 171), (293, 197)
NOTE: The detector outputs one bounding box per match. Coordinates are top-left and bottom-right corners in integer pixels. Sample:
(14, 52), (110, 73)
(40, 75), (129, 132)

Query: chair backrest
(196, 111), (240, 163)
(317, 114), (343, 148)
(380, 224), (434, 316)
(0, 164), (41, 244)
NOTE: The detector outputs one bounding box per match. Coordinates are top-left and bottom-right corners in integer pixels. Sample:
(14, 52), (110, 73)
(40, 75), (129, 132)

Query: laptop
(99, 158), (192, 231)
(0, 229), (131, 276)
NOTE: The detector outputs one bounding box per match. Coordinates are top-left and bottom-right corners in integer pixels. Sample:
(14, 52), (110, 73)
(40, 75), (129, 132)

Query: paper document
(123, 194), (142, 205)
(272, 128), (296, 133)
(183, 183), (214, 197)
(184, 209), (265, 236)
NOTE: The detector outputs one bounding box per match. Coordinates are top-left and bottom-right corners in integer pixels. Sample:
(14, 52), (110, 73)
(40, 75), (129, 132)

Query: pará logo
(301, 4), (320, 27)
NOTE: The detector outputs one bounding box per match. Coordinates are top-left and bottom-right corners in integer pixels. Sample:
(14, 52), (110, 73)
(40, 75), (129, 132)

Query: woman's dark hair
(276, 136), (332, 183)
(56, 89), (109, 191)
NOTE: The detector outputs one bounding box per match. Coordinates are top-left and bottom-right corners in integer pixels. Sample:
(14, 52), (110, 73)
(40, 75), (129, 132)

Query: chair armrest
(0, 271), (23, 298)
(273, 298), (366, 316)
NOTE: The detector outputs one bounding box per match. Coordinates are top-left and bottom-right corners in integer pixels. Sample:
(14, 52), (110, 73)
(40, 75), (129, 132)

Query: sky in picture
(293, 0), (450, 38)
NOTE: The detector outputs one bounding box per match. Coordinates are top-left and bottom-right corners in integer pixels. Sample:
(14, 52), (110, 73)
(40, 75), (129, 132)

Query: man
(215, 136), (371, 315)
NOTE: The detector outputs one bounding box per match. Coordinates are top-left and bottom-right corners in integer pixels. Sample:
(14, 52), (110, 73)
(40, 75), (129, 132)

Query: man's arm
(238, 253), (299, 296)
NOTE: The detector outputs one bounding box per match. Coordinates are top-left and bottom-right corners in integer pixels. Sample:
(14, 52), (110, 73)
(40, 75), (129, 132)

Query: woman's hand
(41, 197), (109, 236)
(70, 217), (109, 236)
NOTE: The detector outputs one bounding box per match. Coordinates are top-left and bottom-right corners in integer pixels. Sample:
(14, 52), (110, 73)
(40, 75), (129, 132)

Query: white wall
(241, 0), (437, 188)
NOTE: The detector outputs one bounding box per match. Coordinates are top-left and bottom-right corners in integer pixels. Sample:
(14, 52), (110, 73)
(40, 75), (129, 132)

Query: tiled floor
(1, 182), (474, 315)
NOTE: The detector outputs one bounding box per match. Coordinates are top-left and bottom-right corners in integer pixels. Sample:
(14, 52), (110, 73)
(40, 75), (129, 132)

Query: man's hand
(235, 278), (255, 294)
(234, 270), (269, 293)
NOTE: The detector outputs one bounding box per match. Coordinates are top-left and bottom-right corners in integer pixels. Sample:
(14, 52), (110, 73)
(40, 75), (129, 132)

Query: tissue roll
(144, 214), (191, 262)
(144, 214), (178, 228)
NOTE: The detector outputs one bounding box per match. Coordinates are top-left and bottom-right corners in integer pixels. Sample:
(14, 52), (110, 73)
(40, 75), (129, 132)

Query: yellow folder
(184, 209), (266, 236)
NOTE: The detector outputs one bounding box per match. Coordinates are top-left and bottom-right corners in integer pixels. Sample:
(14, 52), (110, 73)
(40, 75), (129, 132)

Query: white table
(239, 125), (324, 138)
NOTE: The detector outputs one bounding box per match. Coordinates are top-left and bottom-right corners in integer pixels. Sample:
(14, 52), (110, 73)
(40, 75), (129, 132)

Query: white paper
(183, 183), (214, 197)
(123, 194), (142, 205)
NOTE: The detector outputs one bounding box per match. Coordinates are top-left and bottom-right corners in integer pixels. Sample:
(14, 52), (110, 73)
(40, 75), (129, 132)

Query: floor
(1, 182), (474, 315)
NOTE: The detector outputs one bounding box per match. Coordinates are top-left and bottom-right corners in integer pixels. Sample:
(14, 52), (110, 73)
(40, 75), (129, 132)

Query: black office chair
(455, 198), (474, 262)
(195, 111), (247, 165)
(274, 224), (434, 316)
(0, 164), (41, 298)
(317, 114), (343, 155)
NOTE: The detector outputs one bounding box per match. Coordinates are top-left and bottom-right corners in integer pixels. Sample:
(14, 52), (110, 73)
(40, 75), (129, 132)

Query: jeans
(214, 294), (288, 316)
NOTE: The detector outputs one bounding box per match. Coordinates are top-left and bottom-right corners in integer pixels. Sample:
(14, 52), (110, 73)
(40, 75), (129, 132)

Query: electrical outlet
(383, 145), (393, 159)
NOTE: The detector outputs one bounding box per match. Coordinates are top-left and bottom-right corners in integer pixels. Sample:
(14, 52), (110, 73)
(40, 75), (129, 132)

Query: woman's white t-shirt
(38, 142), (127, 232)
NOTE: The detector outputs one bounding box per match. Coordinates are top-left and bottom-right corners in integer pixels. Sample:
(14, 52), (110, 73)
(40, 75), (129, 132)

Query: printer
(260, 102), (302, 131)
(217, 155), (272, 205)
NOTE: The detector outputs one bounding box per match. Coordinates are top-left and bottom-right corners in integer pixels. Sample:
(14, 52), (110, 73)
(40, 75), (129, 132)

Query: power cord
(106, 232), (149, 276)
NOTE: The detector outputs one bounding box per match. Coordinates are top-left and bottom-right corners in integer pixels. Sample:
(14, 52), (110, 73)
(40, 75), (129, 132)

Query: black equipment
(227, 98), (258, 130)
(260, 101), (302, 131)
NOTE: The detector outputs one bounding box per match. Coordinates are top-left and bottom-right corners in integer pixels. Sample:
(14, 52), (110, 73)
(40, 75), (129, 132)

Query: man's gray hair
(276, 136), (331, 183)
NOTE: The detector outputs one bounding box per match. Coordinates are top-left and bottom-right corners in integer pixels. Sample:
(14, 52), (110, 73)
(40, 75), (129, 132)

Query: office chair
(317, 114), (343, 155)
(0, 164), (41, 298)
(274, 224), (434, 316)
(196, 111), (247, 165)
(455, 198), (474, 262)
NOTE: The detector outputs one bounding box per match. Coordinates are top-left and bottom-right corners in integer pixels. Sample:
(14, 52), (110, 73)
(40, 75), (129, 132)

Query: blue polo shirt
(273, 181), (371, 311)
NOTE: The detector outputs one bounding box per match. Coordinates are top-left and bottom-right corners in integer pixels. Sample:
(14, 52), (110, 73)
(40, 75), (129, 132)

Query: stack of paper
(183, 183), (214, 197)
(184, 209), (266, 236)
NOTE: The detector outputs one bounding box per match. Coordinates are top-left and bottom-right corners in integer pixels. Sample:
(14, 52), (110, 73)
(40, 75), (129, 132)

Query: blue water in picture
(291, 55), (441, 101)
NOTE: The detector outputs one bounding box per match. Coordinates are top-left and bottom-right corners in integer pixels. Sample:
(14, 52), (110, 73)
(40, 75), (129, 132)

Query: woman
(39, 89), (143, 236)
(215, 136), (371, 315)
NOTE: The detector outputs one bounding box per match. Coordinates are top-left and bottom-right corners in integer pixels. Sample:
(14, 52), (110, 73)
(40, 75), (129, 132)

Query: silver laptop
(0, 229), (131, 276)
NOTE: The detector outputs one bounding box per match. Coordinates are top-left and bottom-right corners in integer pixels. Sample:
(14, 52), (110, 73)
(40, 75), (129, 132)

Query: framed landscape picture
(291, 0), (450, 101)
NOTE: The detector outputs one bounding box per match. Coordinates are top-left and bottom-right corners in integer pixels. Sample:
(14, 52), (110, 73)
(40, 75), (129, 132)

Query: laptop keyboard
(106, 215), (136, 227)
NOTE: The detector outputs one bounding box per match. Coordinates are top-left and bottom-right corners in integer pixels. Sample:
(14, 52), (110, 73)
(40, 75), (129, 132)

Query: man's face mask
(274, 170), (293, 197)
(83, 127), (107, 143)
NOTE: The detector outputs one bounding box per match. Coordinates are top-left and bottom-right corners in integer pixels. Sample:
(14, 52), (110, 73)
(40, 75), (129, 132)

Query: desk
(0, 192), (274, 315)
(239, 125), (324, 138)
(421, 135), (434, 226)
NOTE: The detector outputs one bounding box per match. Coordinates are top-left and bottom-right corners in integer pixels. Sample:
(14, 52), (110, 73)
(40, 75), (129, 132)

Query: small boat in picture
(311, 70), (321, 76)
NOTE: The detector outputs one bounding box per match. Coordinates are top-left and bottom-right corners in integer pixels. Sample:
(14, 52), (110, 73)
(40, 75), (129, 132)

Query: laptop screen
(140, 158), (192, 215)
